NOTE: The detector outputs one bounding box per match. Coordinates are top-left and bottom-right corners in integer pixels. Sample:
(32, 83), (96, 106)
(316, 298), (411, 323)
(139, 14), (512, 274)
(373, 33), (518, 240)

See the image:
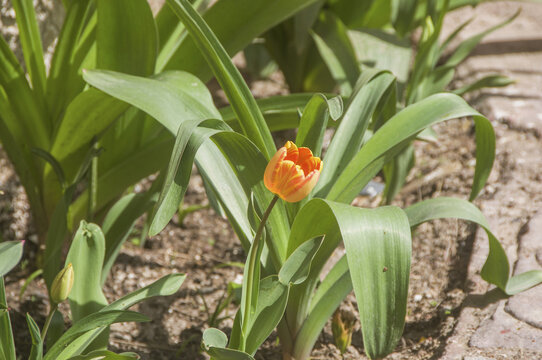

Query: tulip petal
(264, 146), (287, 191)
(284, 141), (299, 163)
(281, 170), (320, 202)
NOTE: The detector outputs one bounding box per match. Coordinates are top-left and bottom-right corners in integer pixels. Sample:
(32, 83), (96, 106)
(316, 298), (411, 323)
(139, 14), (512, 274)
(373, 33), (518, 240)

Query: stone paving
(441, 2), (542, 359)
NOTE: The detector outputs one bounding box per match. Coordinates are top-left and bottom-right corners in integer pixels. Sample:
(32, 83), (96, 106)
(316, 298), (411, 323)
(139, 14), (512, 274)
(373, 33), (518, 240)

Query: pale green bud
(51, 263), (74, 304)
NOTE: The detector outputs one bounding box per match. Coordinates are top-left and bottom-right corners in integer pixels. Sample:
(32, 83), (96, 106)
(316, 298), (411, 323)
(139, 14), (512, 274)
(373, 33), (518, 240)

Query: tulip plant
(0, 0), (324, 297)
(81, 0), (542, 358)
(0, 227), (186, 359)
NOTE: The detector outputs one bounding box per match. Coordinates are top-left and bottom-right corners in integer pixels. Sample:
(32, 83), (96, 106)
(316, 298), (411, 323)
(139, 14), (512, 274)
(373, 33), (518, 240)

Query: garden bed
(3, 113), (512, 359)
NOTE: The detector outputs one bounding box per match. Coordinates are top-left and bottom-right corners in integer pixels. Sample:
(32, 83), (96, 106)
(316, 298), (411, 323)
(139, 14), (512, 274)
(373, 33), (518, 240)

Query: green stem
(240, 195), (279, 351)
(41, 304), (57, 340)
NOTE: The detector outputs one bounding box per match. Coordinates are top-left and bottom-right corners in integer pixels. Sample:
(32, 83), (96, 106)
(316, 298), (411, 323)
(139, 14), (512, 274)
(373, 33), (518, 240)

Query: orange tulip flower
(264, 141), (323, 202)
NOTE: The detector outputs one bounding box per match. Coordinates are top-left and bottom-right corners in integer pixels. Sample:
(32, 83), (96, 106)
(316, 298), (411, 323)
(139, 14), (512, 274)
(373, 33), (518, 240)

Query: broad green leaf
(26, 314), (43, 360)
(206, 348), (255, 360)
(0, 278), (16, 360)
(50, 88), (129, 172)
(68, 350), (139, 360)
(315, 70), (396, 197)
(202, 327), (228, 349)
(54, 274), (185, 359)
(453, 75), (514, 96)
(83, 70), (220, 135)
(44, 311), (149, 360)
(292, 255), (351, 359)
(278, 237), (322, 285)
(12, 0), (46, 97)
(404, 197), (542, 295)
(97, 0), (157, 76)
(156, 0), (211, 71)
(245, 276), (289, 355)
(343, 207), (410, 358)
(66, 221), (109, 350)
(0, 241), (24, 277)
(295, 94), (342, 158)
(166, 0), (276, 159)
(326, 93), (495, 203)
(42, 87), (129, 216)
(283, 199), (411, 360)
(312, 11), (360, 96)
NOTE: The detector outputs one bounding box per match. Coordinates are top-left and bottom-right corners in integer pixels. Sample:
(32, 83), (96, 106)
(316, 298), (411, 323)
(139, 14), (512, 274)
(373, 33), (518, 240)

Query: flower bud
(332, 308), (356, 354)
(50, 263), (74, 304)
(264, 141), (322, 202)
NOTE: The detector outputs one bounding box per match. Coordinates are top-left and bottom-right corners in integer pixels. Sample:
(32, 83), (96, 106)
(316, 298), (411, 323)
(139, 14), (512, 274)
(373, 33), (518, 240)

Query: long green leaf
(245, 277), (289, 355)
(166, 0), (276, 159)
(404, 197), (542, 295)
(12, 0), (46, 97)
(315, 70), (396, 197)
(46, 0), (92, 123)
(283, 199), (411, 360)
(0, 241), (24, 277)
(43, 311), (148, 360)
(68, 350), (139, 360)
(149, 120), (226, 235)
(83, 70), (220, 135)
(26, 314), (43, 360)
(453, 74), (514, 96)
(296, 94), (342, 158)
(0, 35), (49, 149)
(0, 278), (16, 360)
(326, 93), (494, 203)
(53, 274), (185, 359)
(97, 0), (157, 76)
(311, 11), (360, 96)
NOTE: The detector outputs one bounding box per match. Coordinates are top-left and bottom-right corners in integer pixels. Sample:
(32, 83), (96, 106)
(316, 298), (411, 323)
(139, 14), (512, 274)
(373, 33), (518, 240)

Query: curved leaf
(165, 0), (276, 159)
(315, 70), (396, 197)
(284, 199), (411, 360)
(295, 94), (342, 158)
(83, 70), (220, 135)
(326, 93), (494, 203)
(44, 311), (148, 360)
(53, 274), (185, 359)
(404, 197), (542, 295)
(0, 241), (24, 277)
(97, 0), (157, 76)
